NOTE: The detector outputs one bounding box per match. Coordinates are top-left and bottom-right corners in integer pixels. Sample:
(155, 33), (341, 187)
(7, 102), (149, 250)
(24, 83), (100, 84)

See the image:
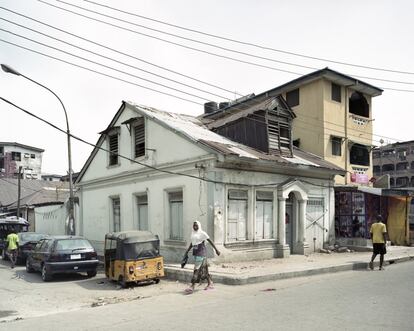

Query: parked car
(26, 236), (99, 281)
(17, 232), (49, 264)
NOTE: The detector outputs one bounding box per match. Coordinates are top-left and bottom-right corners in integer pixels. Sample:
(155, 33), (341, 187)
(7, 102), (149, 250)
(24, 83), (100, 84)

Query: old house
(76, 101), (344, 262)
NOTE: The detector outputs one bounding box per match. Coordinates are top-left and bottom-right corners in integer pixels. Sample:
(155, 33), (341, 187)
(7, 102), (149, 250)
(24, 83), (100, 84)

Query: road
(1, 259), (413, 330)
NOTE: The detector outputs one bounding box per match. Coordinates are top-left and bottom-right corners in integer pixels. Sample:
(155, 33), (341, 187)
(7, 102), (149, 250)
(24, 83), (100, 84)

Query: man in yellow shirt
(6, 227), (19, 269)
(369, 215), (387, 271)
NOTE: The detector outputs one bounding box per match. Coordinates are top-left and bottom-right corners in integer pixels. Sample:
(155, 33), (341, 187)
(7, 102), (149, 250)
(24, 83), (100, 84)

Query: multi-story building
(373, 141), (414, 188)
(277, 68), (383, 185)
(0, 142), (44, 179)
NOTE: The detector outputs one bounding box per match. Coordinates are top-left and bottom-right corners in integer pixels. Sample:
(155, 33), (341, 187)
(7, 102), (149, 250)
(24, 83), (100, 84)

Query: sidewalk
(164, 246), (414, 285)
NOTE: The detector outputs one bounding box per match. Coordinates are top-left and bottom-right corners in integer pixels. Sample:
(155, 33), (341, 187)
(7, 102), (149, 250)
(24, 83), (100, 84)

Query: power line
(0, 36), (405, 145)
(43, 0), (414, 87)
(0, 18), (232, 101)
(0, 38), (202, 105)
(36, 0), (306, 76)
(1, 29), (218, 103)
(0, 36), (400, 142)
(84, 0), (414, 77)
(0, 7), (241, 98)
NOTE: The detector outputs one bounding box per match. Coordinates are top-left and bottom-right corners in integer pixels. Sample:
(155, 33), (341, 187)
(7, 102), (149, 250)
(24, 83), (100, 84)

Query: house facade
(76, 101), (344, 262)
(0, 142), (44, 179)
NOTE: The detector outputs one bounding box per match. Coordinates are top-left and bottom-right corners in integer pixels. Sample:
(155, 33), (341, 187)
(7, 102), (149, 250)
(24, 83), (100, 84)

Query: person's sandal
(369, 262), (374, 270)
(204, 285), (214, 291)
(184, 287), (194, 294)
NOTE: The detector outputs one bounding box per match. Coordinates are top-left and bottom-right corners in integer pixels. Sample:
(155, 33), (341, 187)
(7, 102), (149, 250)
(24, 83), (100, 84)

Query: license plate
(70, 254), (81, 260)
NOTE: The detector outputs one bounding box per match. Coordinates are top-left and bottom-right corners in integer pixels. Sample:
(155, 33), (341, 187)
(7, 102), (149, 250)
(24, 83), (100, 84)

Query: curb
(164, 255), (414, 285)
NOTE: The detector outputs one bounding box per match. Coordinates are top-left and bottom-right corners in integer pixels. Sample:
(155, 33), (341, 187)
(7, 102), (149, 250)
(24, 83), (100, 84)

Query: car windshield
(19, 233), (46, 242)
(55, 239), (93, 251)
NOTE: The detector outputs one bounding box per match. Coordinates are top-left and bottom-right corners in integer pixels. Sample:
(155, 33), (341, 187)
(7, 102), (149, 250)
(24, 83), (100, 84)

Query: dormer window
(108, 134), (119, 166)
(267, 112), (292, 156)
(133, 118), (145, 158)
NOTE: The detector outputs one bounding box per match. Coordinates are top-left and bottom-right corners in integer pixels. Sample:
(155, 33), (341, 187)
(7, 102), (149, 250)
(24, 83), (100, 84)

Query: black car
(26, 236), (99, 281)
(17, 232), (49, 264)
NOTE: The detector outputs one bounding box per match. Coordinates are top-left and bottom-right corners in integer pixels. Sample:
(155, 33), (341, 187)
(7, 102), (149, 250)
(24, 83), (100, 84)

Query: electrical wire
(42, 0), (414, 86)
(0, 35), (399, 147)
(0, 36), (404, 145)
(0, 38), (202, 105)
(0, 29), (216, 102)
(36, 0), (305, 76)
(84, 0), (414, 76)
(0, 15), (234, 101)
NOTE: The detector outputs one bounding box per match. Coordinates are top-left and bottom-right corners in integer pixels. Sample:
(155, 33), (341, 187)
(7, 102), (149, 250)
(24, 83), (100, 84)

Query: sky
(1, 0), (414, 175)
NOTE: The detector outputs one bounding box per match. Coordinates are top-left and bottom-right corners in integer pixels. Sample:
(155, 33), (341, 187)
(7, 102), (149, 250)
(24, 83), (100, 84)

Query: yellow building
(274, 68), (383, 185)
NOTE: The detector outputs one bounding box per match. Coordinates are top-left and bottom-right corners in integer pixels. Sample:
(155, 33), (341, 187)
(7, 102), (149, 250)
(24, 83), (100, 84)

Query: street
(1, 258), (413, 330)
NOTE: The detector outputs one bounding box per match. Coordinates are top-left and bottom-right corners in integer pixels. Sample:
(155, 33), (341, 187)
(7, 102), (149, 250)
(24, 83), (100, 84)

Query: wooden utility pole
(16, 166), (22, 219)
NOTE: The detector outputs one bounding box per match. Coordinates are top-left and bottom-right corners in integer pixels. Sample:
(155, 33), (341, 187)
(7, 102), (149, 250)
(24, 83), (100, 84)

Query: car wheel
(41, 264), (52, 282)
(118, 276), (127, 288)
(87, 270), (97, 278)
(26, 258), (34, 273)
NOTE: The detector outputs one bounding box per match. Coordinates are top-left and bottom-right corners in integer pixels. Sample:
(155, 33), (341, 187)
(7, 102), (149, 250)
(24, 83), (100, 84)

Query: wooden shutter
(134, 120), (145, 158)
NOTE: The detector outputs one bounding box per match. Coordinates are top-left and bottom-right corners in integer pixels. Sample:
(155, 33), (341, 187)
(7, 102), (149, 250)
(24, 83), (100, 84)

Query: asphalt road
(2, 259), (413, 331)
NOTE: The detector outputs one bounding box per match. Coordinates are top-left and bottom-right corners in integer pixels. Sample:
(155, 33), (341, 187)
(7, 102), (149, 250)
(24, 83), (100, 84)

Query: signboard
(350, 173), (369, 184)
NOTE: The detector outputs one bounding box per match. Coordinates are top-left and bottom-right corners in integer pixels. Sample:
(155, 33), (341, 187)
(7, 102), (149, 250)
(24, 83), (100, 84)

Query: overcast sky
(1, 0), (413, 175)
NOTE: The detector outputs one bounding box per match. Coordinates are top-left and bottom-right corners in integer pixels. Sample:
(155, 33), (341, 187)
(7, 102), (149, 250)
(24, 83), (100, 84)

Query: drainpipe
(344, 87), (349, 184)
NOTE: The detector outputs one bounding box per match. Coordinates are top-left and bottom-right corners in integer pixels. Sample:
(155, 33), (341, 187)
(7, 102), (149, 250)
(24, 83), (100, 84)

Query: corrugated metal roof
(0, 178), (70, 208)
(127, 102), (344, 172)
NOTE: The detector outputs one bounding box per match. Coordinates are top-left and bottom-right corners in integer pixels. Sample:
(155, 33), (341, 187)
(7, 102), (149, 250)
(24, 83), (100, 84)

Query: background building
(0, 142), (44, 179)
(373, 141), (414, 188)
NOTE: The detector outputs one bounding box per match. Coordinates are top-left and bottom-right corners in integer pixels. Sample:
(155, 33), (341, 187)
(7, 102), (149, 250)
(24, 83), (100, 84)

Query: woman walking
(184, 221), (220, 293)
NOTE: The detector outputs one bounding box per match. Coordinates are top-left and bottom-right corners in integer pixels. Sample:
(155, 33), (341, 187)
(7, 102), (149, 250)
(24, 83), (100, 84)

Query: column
(278, 197), (286, 245)
(276, 197), (290, 258)
(293, 199), (309, 255)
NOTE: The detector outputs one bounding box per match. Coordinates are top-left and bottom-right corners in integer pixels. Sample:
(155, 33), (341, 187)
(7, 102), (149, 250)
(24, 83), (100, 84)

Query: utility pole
(16, 166), (22, 219)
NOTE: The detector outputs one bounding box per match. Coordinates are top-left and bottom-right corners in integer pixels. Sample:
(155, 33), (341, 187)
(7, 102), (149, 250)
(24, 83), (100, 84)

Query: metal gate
(306, 198), (326, 252)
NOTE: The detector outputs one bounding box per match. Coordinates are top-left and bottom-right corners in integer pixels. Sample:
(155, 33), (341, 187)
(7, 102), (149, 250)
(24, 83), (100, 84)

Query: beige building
(276, 68), (383, 185)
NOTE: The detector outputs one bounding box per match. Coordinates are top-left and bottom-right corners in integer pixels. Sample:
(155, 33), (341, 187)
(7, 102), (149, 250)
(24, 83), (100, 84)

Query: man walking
(369, 215), (387, 271)
(6, 227), (19, 269)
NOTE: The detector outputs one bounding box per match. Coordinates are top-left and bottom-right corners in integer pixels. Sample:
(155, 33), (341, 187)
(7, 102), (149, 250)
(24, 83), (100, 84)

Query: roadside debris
(90, 295), (144, 307)
(321, 244), (354, 254)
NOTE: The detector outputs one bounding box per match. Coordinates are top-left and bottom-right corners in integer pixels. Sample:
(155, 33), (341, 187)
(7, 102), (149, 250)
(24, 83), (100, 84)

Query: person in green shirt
(6, 227), (19, 269)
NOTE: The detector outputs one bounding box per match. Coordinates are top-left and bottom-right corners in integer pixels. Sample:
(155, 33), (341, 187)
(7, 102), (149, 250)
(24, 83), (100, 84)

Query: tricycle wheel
(154, 278), (160, 284)
(118, 276), (127, 288)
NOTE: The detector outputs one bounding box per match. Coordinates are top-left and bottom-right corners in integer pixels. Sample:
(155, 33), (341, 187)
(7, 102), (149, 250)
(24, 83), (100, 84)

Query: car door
(32, 239), (52, 270)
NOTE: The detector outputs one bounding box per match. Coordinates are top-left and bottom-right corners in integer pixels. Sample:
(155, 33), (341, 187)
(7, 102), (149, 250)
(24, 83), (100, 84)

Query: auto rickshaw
(104, 231), (164, 287)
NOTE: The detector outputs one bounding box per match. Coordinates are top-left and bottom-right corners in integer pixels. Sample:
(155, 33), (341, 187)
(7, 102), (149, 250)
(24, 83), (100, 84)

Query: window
(112, 197), (121, 232)
(349, 92), (369, 118)
(137, 194), (148, 231)
(331, 83), (341, 102)
(267, 115), (292, 154)
(134, 119), (145, 158)
(372, 151), (380, 159)
(331, 137), (342, 156)
(11, 152), (21, 161)
(396, 177), (409, 187)
(227, 190), (248, 241)
(286, 89), (299, 108)
(373, 165), (380, 175)
(30, 154), (35, 159)
(169, 191), (183, 240)
(108, 134), (119, 166)
(350, 144), (369, 166)
(255, 191), (273, 239)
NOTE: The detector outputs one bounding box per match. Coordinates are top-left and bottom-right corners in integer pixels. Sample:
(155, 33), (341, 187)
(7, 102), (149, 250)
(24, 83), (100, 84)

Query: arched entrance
(277, 180), (309, 257)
